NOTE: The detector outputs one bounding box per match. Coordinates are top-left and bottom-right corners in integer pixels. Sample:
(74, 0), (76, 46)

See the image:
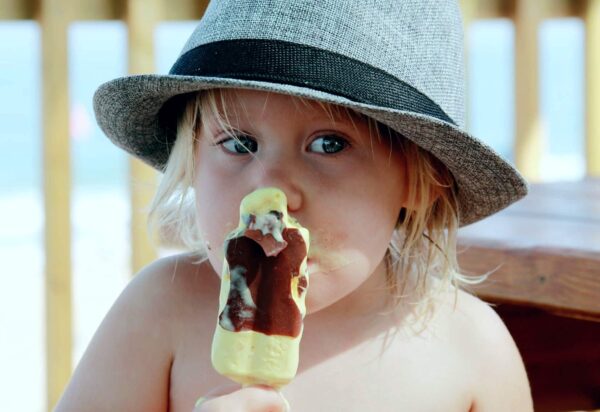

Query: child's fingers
(194, 384), (289, 412)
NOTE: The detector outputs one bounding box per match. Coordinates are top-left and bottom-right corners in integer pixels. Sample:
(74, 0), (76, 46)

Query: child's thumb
(194, 384), (290, 412)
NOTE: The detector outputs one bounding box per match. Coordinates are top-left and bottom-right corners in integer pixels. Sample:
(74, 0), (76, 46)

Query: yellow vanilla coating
(211, 187), (310, 388)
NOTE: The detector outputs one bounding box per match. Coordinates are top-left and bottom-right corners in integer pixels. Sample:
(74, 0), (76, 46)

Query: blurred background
(0, 0), (599, 411)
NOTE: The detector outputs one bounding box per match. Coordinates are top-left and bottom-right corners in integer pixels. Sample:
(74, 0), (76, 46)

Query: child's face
(193, 89), (407, 314)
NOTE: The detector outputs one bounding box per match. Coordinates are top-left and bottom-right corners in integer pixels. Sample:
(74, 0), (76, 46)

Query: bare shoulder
(148, 252), (221, 335)
(437, 289), (534, 412)
(138, 252), (219, 302)
(99, 252), (219, 340)
(54, 252), (218, 412)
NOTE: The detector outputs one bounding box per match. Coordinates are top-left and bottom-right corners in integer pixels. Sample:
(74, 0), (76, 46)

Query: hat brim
(93, 74), (528, 227)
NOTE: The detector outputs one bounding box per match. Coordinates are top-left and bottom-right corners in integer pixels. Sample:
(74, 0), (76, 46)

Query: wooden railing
(1, 0), (598, 411)
(461, 0), (600, 179)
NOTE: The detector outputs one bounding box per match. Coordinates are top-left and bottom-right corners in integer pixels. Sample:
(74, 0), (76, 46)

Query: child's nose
(251, 163), (303, 213)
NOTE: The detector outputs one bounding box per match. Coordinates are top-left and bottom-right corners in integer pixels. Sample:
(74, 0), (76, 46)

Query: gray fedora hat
(93, 0), (528, 227)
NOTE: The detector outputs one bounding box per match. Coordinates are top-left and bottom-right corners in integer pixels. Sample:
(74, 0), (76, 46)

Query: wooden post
(513, 0), (544, 181)
(39, 0), (72, 410)
(0, 0), (35, 18)
(460, 0), (477, 132)
(126, 0), (160, 275)
(586, 0), (600, 176)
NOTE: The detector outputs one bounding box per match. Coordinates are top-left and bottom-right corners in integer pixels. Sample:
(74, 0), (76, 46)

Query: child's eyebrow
(306, 108), (365, 125)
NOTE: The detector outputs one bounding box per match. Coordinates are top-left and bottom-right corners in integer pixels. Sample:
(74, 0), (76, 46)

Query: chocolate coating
(221, 228), (307, 337)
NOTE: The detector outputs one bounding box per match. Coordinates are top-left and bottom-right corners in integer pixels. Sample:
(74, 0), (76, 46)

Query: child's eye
(309, 135), (349, 155)
(218, 135), (258, 154)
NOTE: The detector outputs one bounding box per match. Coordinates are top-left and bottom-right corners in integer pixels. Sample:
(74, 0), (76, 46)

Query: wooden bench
(457, 178), (600, 412)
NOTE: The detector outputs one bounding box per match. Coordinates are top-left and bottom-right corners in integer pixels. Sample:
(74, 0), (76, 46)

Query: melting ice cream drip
(220, 265), (257, 332)
(244, 211), (286, 244)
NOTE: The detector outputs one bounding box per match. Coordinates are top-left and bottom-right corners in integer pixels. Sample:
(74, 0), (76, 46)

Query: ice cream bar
(211, 187), (310, 388)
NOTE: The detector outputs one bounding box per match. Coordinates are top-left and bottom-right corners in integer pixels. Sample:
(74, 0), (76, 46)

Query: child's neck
(299, 260), (413, 371)
(317, 258), (397, 318)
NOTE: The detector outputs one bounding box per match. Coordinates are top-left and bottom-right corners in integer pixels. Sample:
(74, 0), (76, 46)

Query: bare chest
(168, 324), (474, 412)
(287, 336), (473, 411)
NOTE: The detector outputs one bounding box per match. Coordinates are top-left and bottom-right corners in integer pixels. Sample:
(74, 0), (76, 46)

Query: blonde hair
(148, 88), (488, 327)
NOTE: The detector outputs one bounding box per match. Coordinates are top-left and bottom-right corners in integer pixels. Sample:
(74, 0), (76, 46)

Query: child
(56, 0), (534, 410)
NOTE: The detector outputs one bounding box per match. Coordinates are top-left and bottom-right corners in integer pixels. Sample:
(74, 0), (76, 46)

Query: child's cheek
(307, 228), (352, 271)
(207, 253), (225, 279)
(202, 223), (238, 278)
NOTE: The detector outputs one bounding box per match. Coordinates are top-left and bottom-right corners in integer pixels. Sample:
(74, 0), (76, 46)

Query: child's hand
(193, 384), (290, 412)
